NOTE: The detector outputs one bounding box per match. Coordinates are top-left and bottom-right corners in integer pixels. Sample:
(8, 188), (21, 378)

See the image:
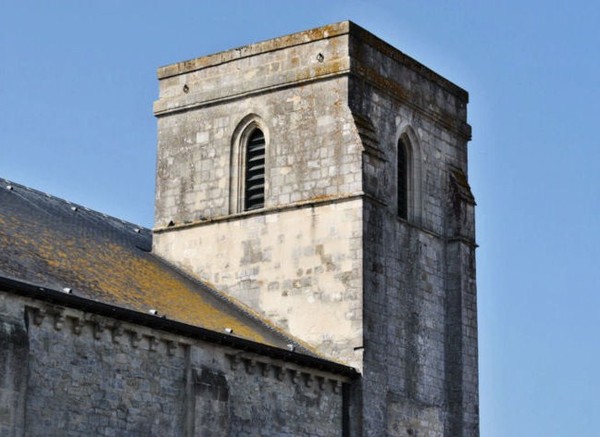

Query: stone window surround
(396, 125), (423, 224)
(229, 114), (270, 214)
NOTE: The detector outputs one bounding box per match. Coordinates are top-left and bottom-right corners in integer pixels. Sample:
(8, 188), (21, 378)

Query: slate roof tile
(0, 178), (317, 355)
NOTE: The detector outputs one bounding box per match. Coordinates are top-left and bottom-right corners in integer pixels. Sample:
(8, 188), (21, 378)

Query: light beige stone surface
(155, 198), (364, 368)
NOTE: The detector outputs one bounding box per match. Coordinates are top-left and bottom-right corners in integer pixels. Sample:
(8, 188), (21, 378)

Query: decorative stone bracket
(25, 304), (187, 358)
(225, 352), (343, 393)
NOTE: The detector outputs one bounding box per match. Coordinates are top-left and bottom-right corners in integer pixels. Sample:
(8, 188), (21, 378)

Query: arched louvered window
(398, 137), (408, 219)
(244, 128), (266, 211)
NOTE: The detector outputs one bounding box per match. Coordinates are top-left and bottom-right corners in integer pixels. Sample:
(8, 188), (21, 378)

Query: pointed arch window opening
(244, 128), (266, 211)
(397, 137), (409, 220)
(229, 116), (269, 214)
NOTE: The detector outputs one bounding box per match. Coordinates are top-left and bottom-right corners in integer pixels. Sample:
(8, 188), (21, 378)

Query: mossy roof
(0, 178), (316, 354)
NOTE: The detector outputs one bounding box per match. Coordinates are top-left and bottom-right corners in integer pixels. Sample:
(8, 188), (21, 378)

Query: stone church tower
(153, 21), (478, 436)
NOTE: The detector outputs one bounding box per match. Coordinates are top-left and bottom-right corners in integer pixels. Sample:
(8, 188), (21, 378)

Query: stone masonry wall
(152, 21), (478, 436)
(0, 291), (346, 436)
(350, 30), (478, 436)
(153, 29), (367, 369)
(154, 28), (358, 225)
(155, 199), (364, 368)
(0, 293), (28, 436)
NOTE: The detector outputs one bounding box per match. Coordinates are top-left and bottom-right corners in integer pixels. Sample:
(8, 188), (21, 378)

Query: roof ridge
(0, 177), (151, 232)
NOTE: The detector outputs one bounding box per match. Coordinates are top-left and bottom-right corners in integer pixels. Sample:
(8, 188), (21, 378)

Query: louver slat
(244, 129), (266, 211)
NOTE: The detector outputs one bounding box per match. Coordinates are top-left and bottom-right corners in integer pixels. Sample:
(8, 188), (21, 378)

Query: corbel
(30, 307), (46, 326)
(166, 340), (178, 356)
(227, 353), (242, 371)
(93, 320), (105, 340)
(112, 323), (125, 344)
(71, 316), (83, 335)
(260, 362), (270, 377)
(303, 373), (314, 388)
(53, 309), (65, 331)
(317, 376), (326, 391)
(274, 365), (285, 381)
(332, 379), (342, 394)
(131, 331), (143, 348)
(148, 336), (159, 352)
(243, 358), (256, 375)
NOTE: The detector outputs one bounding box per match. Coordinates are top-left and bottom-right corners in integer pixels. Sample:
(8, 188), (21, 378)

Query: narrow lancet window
(244, 128), (265, 211)
(398, 138), (408, 219)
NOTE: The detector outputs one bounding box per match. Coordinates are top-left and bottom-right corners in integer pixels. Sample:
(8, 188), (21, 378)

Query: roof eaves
(0, 275), (359, 379)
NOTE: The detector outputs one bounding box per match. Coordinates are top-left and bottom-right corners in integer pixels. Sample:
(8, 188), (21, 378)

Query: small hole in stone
(316, 53), (324, 63)
(183, 84), (189, 93)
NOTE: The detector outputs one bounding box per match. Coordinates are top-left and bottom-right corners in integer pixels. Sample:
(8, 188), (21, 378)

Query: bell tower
(153, 21), (478, 436)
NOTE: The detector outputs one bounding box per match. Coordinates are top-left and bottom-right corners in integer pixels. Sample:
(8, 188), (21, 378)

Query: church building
(0, 21), (478, 436)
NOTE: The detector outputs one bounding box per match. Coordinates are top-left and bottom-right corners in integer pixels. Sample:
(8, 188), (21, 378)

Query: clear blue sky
(2, 1), (599, 435)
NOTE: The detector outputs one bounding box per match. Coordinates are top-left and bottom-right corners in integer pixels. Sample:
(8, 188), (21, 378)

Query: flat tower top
(156, 20), (467, 101)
